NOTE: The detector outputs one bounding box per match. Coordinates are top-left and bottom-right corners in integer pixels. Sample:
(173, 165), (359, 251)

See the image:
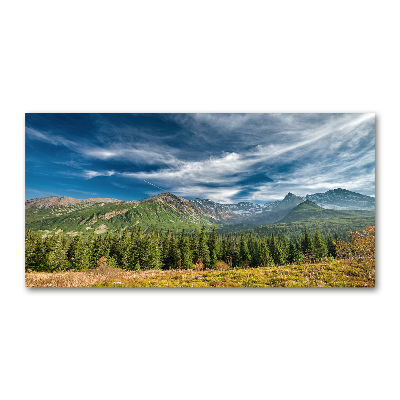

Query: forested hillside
(25, 191), (375, 238)
(25, 224), (352, 273)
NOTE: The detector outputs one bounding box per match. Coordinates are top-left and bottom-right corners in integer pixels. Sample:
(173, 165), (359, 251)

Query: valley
(25, 188), (375, 238)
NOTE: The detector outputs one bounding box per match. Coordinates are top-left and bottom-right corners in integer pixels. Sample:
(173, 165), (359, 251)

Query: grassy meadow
(25, 258), (374, 288)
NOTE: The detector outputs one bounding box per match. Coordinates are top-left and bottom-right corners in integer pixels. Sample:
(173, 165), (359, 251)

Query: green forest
(25, 225), (346, 273)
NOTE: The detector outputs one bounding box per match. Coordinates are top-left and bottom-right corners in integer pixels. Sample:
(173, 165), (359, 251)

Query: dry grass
(25, 264), (200, 287)
(25, 259), (374, 288)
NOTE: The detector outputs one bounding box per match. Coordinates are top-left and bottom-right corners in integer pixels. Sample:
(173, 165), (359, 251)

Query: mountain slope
(25, 196), (121, 209)
(264, 192), (304, 211)
(278, 200), (374, 223)
(25, 193), (220, 235)
(25, 189), (375, 236)
(305, 188), (375, 210)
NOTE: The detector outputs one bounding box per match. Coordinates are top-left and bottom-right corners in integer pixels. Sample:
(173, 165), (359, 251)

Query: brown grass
(25, 259), (374, 288)
(25, 264), (201, 287)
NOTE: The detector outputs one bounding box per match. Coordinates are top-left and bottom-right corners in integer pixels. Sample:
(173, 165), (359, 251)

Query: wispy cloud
(82, 170), (116, 179)
(116, 113), (375, 202)
(26, 127), (77, 148)
(26, 113), (375, 202)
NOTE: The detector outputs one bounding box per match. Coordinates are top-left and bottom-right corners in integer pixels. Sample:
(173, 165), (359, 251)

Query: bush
(215, 261), (230, 271)
(335, 226), (375, 275)
(193, 258), (204, 271)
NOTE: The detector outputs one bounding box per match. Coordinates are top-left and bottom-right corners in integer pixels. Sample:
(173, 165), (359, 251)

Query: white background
(1, 1), (399, 399)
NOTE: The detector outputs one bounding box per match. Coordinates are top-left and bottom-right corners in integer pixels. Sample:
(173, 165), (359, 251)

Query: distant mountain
(25, 189), (375, 236)
(305, 188), (375, 210)
(264, 192), (304, 212)
(278, 199), (374, 223)
(190, 198), (237, 221)
(25, 196), (121, 209)
(25, 192), (215, 235)
(223, 201), (265, 216)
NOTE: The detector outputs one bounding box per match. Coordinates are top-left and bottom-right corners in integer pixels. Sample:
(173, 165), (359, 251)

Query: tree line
(25, 225), (339, 272)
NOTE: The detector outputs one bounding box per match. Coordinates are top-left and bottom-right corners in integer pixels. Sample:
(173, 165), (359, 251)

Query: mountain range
(25, 188), (375, 236)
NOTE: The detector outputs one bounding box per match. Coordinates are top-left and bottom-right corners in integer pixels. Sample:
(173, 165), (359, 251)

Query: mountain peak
(283, 192), (303, 200)
(297, 199), (322, 209)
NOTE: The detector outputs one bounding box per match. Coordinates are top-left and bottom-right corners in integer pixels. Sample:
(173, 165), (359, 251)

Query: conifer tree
(313, 231), (328, 261)
(25, 230), (41, 271)
(178, 229), (193, 270)
(67, 234), (89, 270)
(45, 233), (68, 271)
(85, 231), (98, 268)
(301, 229), (314, 261)
(197, 225), (210, 268)
(165, 234), (180, 269)
(260, 238), (274, 267)
(30, 233), (47, 271)
(327, 234), (337, 258)
(220, 236), (230, 263)
(239, 231), (251, 267)
(162, 230), (172, 269)
(207, 226), (219, 269)
(140, 231), (162, 270)
(287, 240), (302, 264)
(190, 228), (200, 264)
(269, 234), (284, 266)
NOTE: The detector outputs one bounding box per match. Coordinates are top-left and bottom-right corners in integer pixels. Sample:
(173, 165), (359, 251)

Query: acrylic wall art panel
(25, 113), (375, 287)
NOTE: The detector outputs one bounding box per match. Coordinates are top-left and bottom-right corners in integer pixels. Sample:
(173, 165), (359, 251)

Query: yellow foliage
(335, 226), (375, 278)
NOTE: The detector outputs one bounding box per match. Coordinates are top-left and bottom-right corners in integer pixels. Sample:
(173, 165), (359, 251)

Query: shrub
(215, 261), (230, 271)
(193, 258), (204, 271)
(335, 226), (375, 275)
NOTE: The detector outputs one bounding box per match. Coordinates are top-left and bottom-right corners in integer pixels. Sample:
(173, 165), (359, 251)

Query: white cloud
(83, 170), (115, 179)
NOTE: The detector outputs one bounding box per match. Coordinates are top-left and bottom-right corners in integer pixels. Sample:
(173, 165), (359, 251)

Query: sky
(25, 113), (375, 204)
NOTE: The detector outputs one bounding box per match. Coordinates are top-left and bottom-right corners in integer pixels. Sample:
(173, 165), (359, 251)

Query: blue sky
(25, 113), (375, 203)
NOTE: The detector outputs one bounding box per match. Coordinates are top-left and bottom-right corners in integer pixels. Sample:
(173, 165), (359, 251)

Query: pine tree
(313, 231), (328, 261)
(260, 238), (274, 267)
(31, 234), (47, 271)
(178, 229), (193, 270)
(162, 230), (172, 269)
(287, 240), (302, 264)
(85, 231), (98, 268)
(190, 229), (200, 264)
(25, 230), (41, 271)
(45, 233), (68, 271)
(197, 225), (210, 268)
(327, 234), (337, 258)
(166, 234), (180, 269)
(239, 231), (251, 267)
(67, 234), (89, 270)
(269, 234), (284, 266)
(207, 226), (219, 269)
(301, 229), (314, 262)
(140, 231), (162, 270)
(247, 231), (260, 267)
(220, 236), (230, 263)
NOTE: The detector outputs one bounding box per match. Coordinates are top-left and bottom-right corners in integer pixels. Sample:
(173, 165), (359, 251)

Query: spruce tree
(313, 231), (328, 261)
(327, 234), (337, 258)
(197, 225), (210, 268)
(178, 230), (193, 270)
(207, 226), (219, 269)
(239, 231), (251, 267)
(45, 233), (68, 271)
(287, 240), (302, 264)
(166, 234), (180, 269)
(190, 229), (200, 264)
(260, 238), (274, 267)
(269, 234), (284, 266)
(67, 234), (89, 270)
(301, 229), (314, 262)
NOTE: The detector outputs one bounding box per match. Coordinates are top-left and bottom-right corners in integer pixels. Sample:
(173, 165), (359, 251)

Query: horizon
(25, 187), (375, 205)
(25, 113), (375, 203)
